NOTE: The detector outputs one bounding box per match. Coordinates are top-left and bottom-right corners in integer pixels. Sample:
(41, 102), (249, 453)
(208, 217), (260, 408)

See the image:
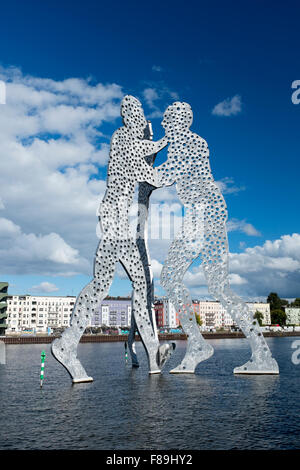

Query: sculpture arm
(133, 138), (168, 187)
(133, 136), (169, 186)
(153, 136), (168, 153)
(135, 158), (159, 186)
(156, 161), (176, 187)
(134, 136), (168, 157)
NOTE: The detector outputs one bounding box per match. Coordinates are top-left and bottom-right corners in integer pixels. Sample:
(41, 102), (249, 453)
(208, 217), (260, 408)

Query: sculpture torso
(158, 130), (228, 223)
(104, 127), (137, 209)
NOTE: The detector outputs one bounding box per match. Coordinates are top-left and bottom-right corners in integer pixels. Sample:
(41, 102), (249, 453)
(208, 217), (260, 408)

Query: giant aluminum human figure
(127, 121), (157, 367)
(51, 95), (174, 383)
(156, 102), (279, 375)
(127, 121), (175, 367)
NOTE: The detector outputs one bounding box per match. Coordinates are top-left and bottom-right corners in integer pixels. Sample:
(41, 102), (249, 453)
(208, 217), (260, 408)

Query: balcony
(0, 283), (8, 294)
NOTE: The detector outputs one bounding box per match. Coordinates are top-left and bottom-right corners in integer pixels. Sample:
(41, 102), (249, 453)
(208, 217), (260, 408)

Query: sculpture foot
(234, 356), (279, 375)
(51, 337), (93, 382)
(131, 354), (140, 368)
(129, 342), (139, 368)
(72, 377), (94, 383)
(149, 369), (161, 375)
(158, 342), (176, 369)
(169, 367), (195, 374)
(170, 343), (214, 374)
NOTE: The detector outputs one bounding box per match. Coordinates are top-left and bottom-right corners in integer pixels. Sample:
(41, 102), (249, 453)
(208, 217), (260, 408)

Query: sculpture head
(121, 95), (147, 138)
(162, 102), (193, 135)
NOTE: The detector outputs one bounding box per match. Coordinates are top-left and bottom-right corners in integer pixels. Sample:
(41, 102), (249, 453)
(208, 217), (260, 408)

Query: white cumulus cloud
(212, 95), (242, 117)
(142, 84), (179, 119)
(31, 282), (59, 293)
(152, 65), (163, 73)
(0, 66), (122, 276)
(0, 216), (89, 275)
(151, 233), (300, 300)
(1, 66), (299, 301)
(216, 177), (245, 195)
(227, 218), (261, 237)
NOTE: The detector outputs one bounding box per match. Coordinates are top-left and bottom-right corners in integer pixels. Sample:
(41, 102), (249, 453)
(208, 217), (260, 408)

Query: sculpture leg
(120, 241), (174, 373)
(128, 315), (174, 371)
(127, 268), (158, 368)
(133, 183), (158, 364)
(161, 235), (213, 374)
(51, 280), (96, 383)
(203, 226), (279, 375)
(128, 309), (139, 367)
(51, 239), (118, 382)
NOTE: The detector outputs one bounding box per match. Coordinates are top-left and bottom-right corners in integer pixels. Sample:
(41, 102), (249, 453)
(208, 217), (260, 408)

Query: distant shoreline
(1, 331), (300, 344)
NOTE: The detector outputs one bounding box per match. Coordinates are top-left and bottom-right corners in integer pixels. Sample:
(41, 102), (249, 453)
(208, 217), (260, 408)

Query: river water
(0, 337), (299, 450)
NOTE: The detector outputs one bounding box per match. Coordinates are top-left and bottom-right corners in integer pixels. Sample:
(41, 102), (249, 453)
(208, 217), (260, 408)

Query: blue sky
(0, 0), (300, 300)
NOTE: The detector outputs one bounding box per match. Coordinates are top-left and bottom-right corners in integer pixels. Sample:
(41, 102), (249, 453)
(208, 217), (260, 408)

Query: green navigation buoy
(40, 350), (46, 388)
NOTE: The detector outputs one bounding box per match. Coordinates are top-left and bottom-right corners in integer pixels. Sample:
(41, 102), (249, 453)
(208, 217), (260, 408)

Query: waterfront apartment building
(154, 299), (271, 329)
(155, 301), (165, 328)
(91, 298), (132, 328)
(164, 299), (179, 329)
(197, 301), (270, 328)
(154, 299), (232, 329)
(6, 295), (132, 333)
(0, 282), (8, 335)
(6, 295), (76, 333)
(6, 294), (271, 333)
(285, 307), (300, 325)
(247, 302), (271, 325)
(154, 299), (179, 329)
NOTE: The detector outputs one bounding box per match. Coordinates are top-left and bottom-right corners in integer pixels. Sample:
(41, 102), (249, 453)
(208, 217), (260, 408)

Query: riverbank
(1, 331), (300, 344)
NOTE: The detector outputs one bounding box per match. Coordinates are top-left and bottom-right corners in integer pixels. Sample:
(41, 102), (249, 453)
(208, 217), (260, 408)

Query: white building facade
(6, 294), (271, 333)
(197, 301), (233, 328)
(91, 298), (132, 328)
(163, 298), (179, 328)
(6, 295), (76, 333)
(6, 295), (133, 333)
(160, 299), (271, 329)
(285, 307), (300, 325)
(198, 301), (271, 328)
(247, 302), (271, 325)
